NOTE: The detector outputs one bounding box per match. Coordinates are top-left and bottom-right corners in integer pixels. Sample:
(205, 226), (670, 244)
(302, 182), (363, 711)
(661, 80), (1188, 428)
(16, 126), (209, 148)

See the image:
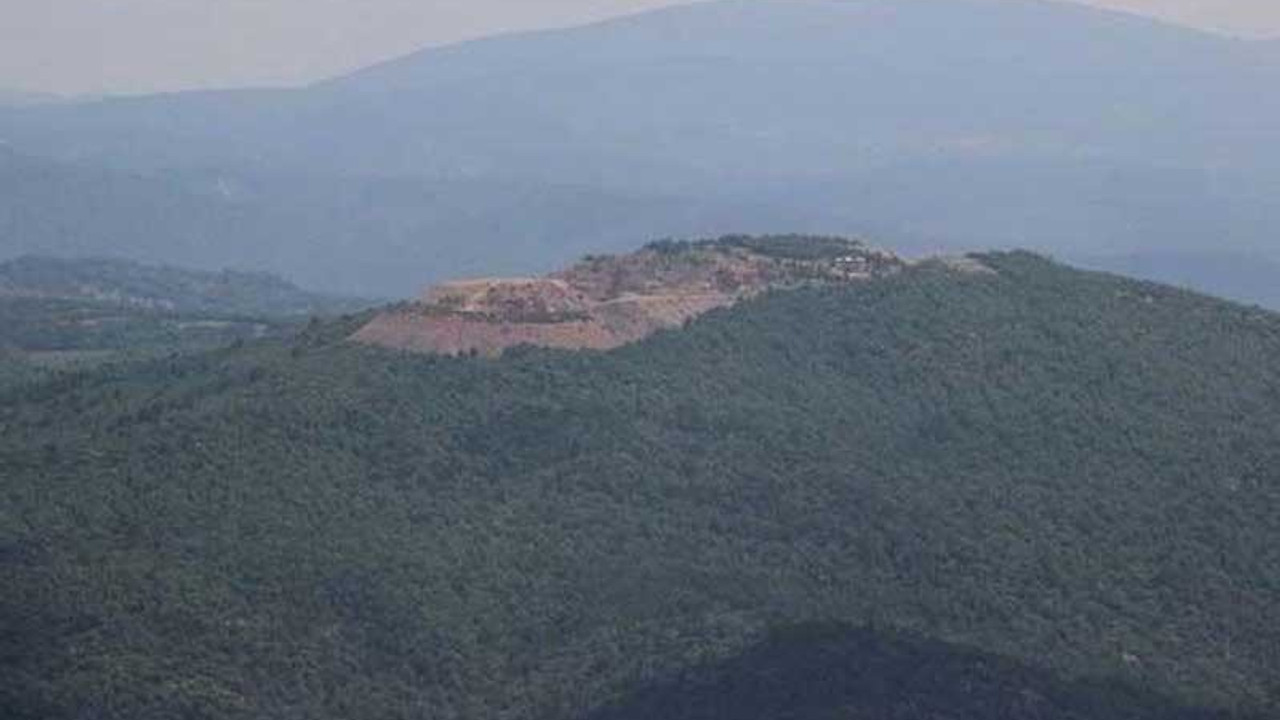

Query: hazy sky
(2, 0), (1278, 96)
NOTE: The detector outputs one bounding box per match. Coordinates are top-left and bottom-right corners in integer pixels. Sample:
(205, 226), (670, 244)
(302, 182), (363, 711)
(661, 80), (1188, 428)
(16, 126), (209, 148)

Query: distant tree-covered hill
(0, 149), (812, 296)
(0, 296), (286, 393)
(0, 255), (371, 391)
(2, 247), (1277, 718)
(0, 255), (370, 318)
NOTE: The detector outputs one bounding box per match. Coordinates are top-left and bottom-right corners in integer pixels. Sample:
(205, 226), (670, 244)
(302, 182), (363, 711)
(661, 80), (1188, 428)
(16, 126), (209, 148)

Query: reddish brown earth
(351, 238), (911, 356)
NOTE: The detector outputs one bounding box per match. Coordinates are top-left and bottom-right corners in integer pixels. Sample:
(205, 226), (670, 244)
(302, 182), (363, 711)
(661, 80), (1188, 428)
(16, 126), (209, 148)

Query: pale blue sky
(2, 0), (1276, 96)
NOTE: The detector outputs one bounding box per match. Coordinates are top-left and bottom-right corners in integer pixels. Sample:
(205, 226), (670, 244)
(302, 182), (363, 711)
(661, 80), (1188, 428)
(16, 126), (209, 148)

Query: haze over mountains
(0, 90), (60, 108)
(1, 0), (1277, 302)
(0, 147), (807, 294)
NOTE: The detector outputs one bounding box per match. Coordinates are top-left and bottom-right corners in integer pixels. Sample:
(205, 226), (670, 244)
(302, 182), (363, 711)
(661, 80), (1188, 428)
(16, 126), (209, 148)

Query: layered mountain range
(1, 0), (1277, 303)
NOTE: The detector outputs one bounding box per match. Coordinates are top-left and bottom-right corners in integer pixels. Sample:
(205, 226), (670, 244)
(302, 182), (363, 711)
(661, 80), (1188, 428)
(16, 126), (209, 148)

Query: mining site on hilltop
(351, 236), (917, 356)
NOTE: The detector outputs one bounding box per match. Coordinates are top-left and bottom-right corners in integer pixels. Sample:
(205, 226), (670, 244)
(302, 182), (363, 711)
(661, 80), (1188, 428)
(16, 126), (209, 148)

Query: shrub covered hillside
(1, 252), (1278, 719)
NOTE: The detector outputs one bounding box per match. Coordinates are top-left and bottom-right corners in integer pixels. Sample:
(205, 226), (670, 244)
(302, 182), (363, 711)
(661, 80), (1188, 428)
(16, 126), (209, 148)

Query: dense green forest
(581, 623), (1244, 720)
(0, 296), (288, 394)
(2, 251), (1278, 718)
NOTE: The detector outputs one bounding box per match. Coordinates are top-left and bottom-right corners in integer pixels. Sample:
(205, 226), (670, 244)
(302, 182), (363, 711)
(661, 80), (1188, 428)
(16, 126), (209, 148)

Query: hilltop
(354, 236), (913, 355)
(2, 247), (1277, 719)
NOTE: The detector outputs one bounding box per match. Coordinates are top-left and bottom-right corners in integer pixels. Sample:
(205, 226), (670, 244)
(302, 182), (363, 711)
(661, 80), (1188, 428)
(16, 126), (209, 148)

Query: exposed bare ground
(351, 241), (939, 356)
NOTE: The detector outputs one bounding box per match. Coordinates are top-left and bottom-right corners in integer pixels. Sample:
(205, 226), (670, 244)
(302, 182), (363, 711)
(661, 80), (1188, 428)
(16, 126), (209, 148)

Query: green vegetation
(646, 235), (868, 261)
(0, 297), (274, 353)
(0, 350), (49, 390)
(583, 623), (1245, 720)
(0, 296), (283, 393)
(0, 256), (371, 392)
(2, 252), (1278, 719)
(0, 255), (372, 318)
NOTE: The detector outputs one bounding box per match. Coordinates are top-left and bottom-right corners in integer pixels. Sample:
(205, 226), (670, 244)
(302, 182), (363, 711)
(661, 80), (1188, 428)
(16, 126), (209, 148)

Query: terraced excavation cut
(352, 236), (914, 355)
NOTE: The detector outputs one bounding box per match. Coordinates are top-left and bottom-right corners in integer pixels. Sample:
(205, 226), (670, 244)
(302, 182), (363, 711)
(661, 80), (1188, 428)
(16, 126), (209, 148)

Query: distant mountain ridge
(0, 255), (369, 318)
(0, 90), (60, 108)
(11, 0), (1275, 180)
(0, 0), (1276, 298)
(0, 148), (820, 296)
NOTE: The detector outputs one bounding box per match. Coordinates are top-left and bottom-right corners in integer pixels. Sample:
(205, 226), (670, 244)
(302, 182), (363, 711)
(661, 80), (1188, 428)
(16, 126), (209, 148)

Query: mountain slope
(579, 623), (1246, 720)
(0, 0), (1277, 295)
(10, 0), (1276, 179)
(325, 0), (1270, 180)
(2, 249), (1278, 719)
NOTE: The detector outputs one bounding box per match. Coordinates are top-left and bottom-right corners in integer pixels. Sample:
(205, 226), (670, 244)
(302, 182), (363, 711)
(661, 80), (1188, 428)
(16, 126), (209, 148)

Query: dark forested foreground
(579, 623), (1246, 720)
(2, 252), (1279, 718)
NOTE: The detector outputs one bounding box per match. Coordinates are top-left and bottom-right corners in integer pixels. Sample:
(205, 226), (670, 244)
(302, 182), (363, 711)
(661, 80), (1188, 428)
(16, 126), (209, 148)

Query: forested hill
(2, 251), (1278, 719)
(0, 255), (370, 318)
(0, 255), (372, 394)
